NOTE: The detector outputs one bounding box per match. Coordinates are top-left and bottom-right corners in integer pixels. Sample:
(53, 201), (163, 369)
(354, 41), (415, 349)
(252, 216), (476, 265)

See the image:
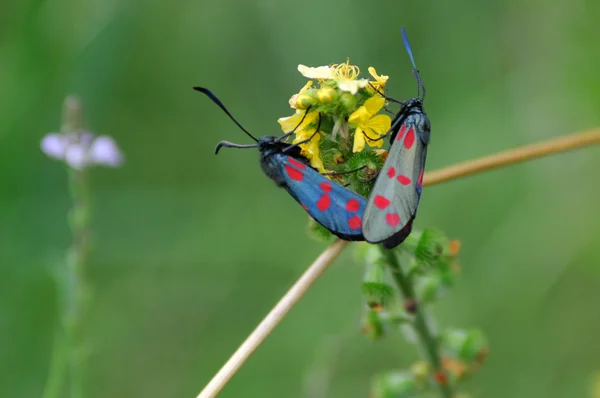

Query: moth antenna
(194, 87), (259, 142)
(368, 83), (405, 106)
(275, 106), (312, 143)
(401, 27), (426, 102)
(215, 140), (258, 154)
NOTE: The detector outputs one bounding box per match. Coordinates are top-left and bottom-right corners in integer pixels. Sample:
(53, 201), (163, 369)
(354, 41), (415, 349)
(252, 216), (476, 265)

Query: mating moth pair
(196, 27), (430, 250)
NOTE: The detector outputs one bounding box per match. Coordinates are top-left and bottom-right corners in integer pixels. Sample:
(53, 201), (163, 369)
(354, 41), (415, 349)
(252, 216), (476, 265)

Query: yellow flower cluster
(277, 60), (391, 171)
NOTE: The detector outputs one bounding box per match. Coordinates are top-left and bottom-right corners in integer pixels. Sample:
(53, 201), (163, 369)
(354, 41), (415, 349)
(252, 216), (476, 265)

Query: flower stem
(380, 247), (453, 398)
(42, 96), (90, 398)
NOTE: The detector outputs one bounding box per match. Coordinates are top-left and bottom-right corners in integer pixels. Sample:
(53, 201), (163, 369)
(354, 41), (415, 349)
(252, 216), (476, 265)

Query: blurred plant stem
(381, 247), (453, 398)
(42, 97), (90, 398)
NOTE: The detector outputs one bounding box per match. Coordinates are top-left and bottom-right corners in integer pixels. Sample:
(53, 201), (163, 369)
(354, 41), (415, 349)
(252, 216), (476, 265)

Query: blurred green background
(2, 0), (600, 397)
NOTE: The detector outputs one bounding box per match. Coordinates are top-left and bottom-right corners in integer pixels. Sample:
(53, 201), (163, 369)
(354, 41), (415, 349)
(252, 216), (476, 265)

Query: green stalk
(42, 97), (90, 398)
(380, 246), (453, 398)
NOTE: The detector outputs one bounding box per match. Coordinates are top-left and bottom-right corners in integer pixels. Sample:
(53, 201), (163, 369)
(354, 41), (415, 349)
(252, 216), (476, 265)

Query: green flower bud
(339, 92), (357, 111)
(372, 370), (419, 398)
(362, 261), (394, 310)
(332, 151), (345, 164)
(317, 87), (337, 104)
(295, 91), (317, 109)
(410, 361), (430, 386)
(361, 309), (384, 340)
(414, 228), (446, 268)
(442, 328), (488, 364)
(415, 274), (444, 303)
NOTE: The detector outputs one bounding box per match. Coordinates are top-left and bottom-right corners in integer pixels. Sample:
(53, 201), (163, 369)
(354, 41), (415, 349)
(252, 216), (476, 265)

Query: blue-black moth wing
(363, 110), (430, 248)
(272, 153), (367, 241)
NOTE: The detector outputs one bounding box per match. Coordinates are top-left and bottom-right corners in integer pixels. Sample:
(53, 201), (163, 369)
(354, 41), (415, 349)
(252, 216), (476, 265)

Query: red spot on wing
(348, 215), (361, 230)
(320, 181), (332, 192)
(285, 165), (303, 181)
(374, 195), (390, 209)
(396, 125), (407, 141)
(386, 212), (401, 227)
(346, 199), (360, 212)
(387, 167), (396, 178)
(397, 175), (411, 185)
(404, 128), (415, 149)
(288, 157), (306, 169)
(316, 194), (331, 211)
(418, 168), (424, 187)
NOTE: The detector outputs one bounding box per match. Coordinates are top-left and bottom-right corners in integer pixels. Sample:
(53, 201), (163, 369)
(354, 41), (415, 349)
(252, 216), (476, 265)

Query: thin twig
(196, 129), (600, 398)
(423, 129), (600, 186)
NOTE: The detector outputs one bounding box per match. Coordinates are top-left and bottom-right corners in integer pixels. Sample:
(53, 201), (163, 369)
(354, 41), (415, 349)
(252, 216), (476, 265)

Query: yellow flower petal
(363, 129), (384, 148)
(293, 127), (316, 143)
(306, 139), (325, 172)
(298, 64), (333, 79)
(362, 123), (385, 147)
(296, 131), (325, 172)
(310, 156), (325, 173)
(278, 111), (303, 132)
(368, 67), (389, 85)
(277, 110), (318, 133)
(338, 78), (369, 95)
(352, 126), (366, 152)
(363, 96), (386, 115)
(348, 106), (370, 125)
(365, 114), (392, 136)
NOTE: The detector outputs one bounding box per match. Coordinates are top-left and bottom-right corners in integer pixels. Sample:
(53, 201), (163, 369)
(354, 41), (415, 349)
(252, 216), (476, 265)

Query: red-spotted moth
(362, 27), (431, 249)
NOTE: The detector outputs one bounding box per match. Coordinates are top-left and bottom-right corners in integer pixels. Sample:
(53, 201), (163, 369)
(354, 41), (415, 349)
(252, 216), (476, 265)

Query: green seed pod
(339, 92), (357, 111)
(295, 91), (317, 109)
(361, 309), (384, 340)
(317, 87), (337, 104)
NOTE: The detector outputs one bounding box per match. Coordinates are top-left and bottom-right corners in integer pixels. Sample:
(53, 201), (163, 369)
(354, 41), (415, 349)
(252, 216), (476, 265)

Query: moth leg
(358, 171), (379, 184)
(322, 165), (366, 176)
(362, 131), (388, 143)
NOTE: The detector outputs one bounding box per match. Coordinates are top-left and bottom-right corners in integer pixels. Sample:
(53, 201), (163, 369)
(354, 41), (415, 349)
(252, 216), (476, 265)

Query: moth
(362, 27), (431, 249)
(195, 87), (367, 241)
